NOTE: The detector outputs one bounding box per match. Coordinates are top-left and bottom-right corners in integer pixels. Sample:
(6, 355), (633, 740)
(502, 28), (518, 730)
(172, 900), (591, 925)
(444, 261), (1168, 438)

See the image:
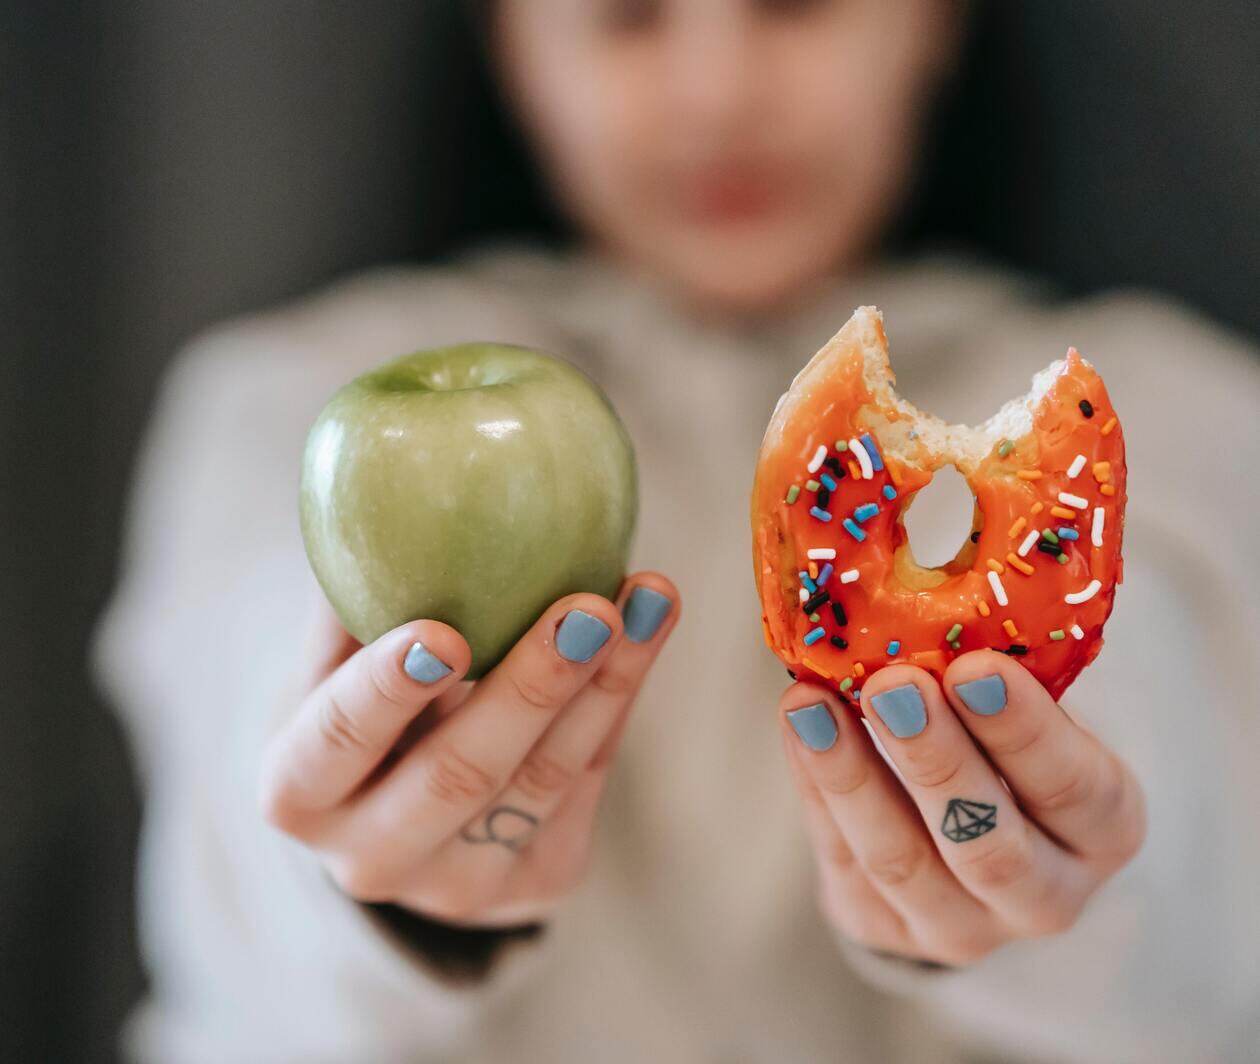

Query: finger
(298, 592), (360, 690)
(859, 666), (1092, 936)
(943, 651), (1147, 866)
(780, 687), (999, 964)
(261, 620), (471, 823)
(448, 574), (678, 858)
(782, 724), (913, 954)
(343, 592), (624, 857)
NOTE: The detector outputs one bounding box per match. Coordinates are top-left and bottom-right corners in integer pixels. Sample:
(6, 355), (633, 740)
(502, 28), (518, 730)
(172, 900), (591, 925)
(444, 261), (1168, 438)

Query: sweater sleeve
(90, 320), (554, 1064)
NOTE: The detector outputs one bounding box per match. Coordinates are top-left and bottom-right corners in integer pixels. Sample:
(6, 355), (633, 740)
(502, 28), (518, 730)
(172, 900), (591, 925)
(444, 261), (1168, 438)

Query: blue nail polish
(955, 674), (1007, 715)
(788, 702), (838, 751)
(622, 586), (672, 643)
(555, 610), (612, 663)
(870, 684), (927, 738)
(404, 641), (452, 684)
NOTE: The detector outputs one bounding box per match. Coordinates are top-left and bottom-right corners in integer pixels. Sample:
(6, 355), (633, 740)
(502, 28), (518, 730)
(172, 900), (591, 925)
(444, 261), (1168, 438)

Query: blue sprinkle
(887, 640), (900, 655)
(817, 563), (834, 586)
(883, 485), (897, 500)
(854, 502), (880, 523)
(798, 571), (816, 593)
(803, 626), (826, 646)
(820, 473), (837, 491)
(851, 689), (862, 699)
(860, 433), (884, 471)
(842, 518), (866, 542)
(1057, 527), (1080, 540)
(809, 506), (832, 522)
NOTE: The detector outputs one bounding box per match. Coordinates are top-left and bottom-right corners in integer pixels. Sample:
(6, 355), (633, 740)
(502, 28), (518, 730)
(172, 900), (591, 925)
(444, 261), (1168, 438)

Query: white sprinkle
(1058, 491), (1089, 509)
(1017, 530), (1040, 557)
(849, 437), (874, 479)
(1091, 506), (1105, 547)
(1066, 454), (1087, 479)
(987, 570), (1009, 607)
(1070, 624), (1085, 640)
(840, 568), (860, 584)
(799, 588), (809, 603)
(1064, 579), (1102, 605)
(807, 548), (837, 560)
(807, 445), (827, 474)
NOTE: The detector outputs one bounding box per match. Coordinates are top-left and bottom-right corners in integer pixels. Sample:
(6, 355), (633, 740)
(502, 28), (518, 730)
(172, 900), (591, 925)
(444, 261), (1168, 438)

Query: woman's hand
(260, 574), (678, 927)
(780, 650), (1146, 967)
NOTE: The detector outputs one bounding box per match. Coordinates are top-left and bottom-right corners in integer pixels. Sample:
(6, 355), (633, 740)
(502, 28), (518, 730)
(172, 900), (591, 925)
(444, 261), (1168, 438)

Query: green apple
(299, 343), (637, 679)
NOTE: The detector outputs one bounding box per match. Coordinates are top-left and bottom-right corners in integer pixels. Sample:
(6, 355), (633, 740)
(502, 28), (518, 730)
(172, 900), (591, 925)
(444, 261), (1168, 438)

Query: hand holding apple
(259, 573), (679, 927)
(299, 343), (638, 679)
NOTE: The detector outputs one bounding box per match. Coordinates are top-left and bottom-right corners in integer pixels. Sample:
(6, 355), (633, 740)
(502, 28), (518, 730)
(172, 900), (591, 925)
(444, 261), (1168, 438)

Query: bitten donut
(751, 306), (1126, 704)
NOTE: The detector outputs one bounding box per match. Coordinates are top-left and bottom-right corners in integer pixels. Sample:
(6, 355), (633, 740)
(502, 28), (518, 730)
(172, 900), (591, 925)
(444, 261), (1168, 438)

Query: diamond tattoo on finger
(941, 799), (997, 843)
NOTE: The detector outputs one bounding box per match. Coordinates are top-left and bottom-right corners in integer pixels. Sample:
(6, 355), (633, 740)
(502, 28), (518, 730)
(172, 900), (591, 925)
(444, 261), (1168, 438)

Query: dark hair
(412, 1), (570, 263)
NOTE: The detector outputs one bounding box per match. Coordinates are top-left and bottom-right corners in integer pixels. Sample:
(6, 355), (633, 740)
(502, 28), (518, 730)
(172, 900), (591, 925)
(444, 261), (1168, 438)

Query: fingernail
(787, 702), (838, 752)
(403, 641), (452, 684)
(954, 674), (1007, 715)
(870, 683), (927, 738)
(555, 609), (612, 663)
(621, 586), (672, 643)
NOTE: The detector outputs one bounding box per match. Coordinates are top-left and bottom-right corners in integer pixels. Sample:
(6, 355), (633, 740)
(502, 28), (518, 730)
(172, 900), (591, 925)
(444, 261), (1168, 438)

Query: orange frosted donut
(751, 307), (1126, 704)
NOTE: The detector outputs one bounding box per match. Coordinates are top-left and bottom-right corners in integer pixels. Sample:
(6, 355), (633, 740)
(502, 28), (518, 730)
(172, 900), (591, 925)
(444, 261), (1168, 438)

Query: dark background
(4, 2), (1257, 1060)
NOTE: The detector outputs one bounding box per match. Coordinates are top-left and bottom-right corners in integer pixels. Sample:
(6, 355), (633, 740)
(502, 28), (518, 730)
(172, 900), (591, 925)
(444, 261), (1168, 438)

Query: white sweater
(92, 248), (1260, 1063)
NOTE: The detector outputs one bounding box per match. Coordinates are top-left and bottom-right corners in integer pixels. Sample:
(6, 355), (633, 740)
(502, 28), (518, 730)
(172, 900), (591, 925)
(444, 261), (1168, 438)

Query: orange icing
(751, 319), (1126, 704)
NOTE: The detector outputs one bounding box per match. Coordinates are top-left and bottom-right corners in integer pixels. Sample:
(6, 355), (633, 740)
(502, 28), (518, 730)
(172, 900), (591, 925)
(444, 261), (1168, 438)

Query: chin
(665, 245), (850, 321)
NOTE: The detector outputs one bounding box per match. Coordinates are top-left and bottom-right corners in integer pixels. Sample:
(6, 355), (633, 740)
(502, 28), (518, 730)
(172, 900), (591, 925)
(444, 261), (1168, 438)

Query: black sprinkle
(830, 636), (848, 649)
(970, 530), (981, 543)
(1079, 399), (1094, 418)
(803, 589), (830, 614)
(787, 669), (797, 680)
(817, 487), (831, 509)
(1003, 644), (1029, 656)
(823, 456), (844, 477)
(1036, 540), (1062, 555)
(830, 601), (848, 626)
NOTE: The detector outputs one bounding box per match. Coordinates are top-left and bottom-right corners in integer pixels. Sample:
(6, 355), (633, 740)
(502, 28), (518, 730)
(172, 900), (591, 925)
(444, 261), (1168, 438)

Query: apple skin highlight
(300, 343), (638, 678)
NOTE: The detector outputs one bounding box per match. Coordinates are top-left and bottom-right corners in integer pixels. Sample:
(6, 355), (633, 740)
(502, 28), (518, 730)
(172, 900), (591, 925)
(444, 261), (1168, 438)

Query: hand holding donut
(780, 653), (1146, 966)
(259, 575), (677, 927)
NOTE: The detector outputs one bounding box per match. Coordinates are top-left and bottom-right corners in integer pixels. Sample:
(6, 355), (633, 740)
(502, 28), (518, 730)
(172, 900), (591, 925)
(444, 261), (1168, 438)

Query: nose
(662, 4), (761, 137)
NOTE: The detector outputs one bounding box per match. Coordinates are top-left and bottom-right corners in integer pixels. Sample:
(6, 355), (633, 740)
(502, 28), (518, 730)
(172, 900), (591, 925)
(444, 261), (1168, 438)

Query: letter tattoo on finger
(460, 805), (539, 852)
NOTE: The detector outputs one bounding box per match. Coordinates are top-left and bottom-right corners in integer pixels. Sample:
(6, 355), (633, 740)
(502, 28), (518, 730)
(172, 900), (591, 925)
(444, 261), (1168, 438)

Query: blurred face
(494, 0), (958, 315)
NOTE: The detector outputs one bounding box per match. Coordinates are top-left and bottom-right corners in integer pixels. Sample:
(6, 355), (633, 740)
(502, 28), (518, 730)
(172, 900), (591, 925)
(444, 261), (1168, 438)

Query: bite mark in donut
(751, 307), (1126, 704)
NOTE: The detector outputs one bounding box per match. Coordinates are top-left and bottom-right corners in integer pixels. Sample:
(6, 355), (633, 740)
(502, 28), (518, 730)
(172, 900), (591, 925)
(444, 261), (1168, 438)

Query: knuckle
(317, 694), (368, 754)
(1016, 894), (1081, 939)
(424, 744), (500, 808)
(826, 834), (858, 872)
(935, 932), (998, 967)
(815, 761), (869, 799)
(514, 747), (579, 803)
(1032, 764), (1097, 814)
(959, 834), (1034, 891)
(903, 748), (966, 791)
(415, 884), (492, 924)
(861, 845), (928, 889)
(365, 654), (411, 712)
(986, 721), (1048, 759)
(589, 662), (638, 698)
(329, 857), (397, 903)
(507, 671), (564, 715)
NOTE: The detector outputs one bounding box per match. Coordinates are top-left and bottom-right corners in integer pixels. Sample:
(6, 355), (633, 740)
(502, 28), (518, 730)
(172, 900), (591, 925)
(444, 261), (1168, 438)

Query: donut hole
(900, 464), (978, 574)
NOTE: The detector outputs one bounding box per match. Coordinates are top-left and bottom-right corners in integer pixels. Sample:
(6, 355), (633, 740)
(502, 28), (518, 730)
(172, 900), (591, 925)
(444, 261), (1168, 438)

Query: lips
(680, 160), (803, 224)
